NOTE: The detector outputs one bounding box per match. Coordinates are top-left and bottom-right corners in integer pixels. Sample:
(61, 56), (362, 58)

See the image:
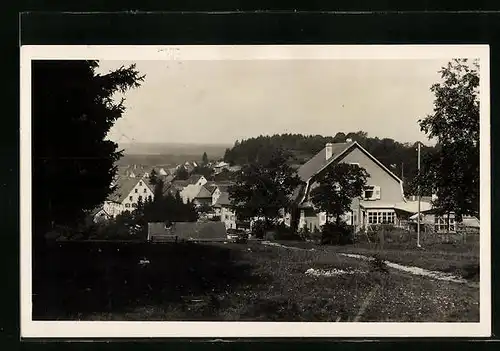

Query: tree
(228, 148), (301, 229)
(418, 59), (480, 219)
(32, 60), (144, 247)
(175, 166), (189, 180)
(309, 162), (369, 225)
(202, 152), (209, 165)
(333, 132), (346, 143)
(149, 168), (159, 186)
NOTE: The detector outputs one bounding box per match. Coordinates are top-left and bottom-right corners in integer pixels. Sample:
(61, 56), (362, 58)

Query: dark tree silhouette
(32, 60), (144, 248)
(418, 59), (480, 219)
(309, 163), (369, 225)
(228, 148), (301, 228)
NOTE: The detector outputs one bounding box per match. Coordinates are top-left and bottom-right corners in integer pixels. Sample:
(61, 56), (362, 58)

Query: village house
(165, 174), (208, 204)
(288, 140), (478, 234)
(290, 140), (410, 232)
(193, 182), (222, 208)
(103, 175), (155, 217)
(213, 161), (230, 174)
(86, 206), (112, 225)
(213, 192), (238, 229)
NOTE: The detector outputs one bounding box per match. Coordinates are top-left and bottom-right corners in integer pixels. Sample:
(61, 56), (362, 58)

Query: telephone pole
(417, 142), (422, 248)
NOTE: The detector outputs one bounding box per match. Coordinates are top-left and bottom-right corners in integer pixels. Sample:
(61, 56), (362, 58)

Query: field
(115, 142), (230, 166)
(33, 240), (480, 322)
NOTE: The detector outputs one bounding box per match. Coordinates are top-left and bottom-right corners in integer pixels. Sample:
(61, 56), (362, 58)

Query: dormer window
(363, 185), (381, 200)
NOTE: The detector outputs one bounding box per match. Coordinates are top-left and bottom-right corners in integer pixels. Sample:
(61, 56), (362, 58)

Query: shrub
(274, 223), (302, 241)
(320, 222), (354, 245)
(298, 225), (311, 241)
(251, 220), (266, 239)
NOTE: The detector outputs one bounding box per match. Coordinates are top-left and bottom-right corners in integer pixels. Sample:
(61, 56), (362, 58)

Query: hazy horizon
(96, 59), (458, 147)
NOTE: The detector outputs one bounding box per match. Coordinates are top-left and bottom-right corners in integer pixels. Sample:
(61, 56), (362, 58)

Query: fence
(355, 223), (480, 247)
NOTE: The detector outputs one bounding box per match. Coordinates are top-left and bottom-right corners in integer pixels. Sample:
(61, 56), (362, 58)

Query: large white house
(104, 175), (155, 217)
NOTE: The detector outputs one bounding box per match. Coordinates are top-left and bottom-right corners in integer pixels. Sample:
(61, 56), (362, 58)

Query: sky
(96, 59), (453, 146)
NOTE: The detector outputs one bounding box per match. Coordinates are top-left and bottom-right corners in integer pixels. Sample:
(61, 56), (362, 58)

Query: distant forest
(223, 131), (437, 196)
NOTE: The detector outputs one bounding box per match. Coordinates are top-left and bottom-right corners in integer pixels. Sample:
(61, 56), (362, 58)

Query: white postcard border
(20, 44), (491, 338)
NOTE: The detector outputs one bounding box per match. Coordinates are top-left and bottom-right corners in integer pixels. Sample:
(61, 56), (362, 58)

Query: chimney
(346, 138), (352, 143)
(325, 143), (333, 160)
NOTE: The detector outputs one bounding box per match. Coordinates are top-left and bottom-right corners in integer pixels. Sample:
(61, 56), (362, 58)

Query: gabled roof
(187, 174), (204, 184)
(297, 142), (354, 182)
(205, 183), (219, 195)
(195, 186), (213, 199)
(107, 175), (154, 203)
(296, 141), (403, 184)
(213, 192), (231, 207)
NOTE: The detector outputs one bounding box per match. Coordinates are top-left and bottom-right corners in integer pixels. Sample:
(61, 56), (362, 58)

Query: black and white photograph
(20, 45), (490, 338)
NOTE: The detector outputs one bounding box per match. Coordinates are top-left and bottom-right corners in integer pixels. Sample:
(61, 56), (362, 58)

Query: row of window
(134, 187), (148, 194)
(435, 216), (456, 233)
(367, 211), (395, 225)
(125, 195), (152, 207)
(224, 214), (236, 221)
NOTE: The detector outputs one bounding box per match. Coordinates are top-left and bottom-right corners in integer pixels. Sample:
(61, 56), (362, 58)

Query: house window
(138, 196), (143, 201)
(363, 185), (381, 200)
(144, 188), (147, 193)
(434, 215), (456, 233)
(135, 189), (138, 193)
(132, 203), (137, 208)
(129, 196), (133, 201)
(125, 203), (130, 208)
(367, 211), (395, 225)
(139, 181), (142, 186)
(148, 196), (152, 201)
(364, 186), (374, 199)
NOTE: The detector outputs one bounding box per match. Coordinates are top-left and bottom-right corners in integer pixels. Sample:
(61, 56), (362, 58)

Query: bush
(251, 220), (266, 239)
(298, 225), (311, 241)
(274, 223), (302, 241)
(320, 222), (354, 245)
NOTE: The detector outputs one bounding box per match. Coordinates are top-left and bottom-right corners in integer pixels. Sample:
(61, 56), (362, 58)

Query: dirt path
(260, 241), (478, 287)
(339, 253), (478, 287)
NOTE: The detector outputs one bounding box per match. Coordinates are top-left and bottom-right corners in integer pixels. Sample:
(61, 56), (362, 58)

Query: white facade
(211, 187), (222, 205)
(180, 176), (208, 204)
(220, 207), (237, 229)
(104, 176), (155, 217)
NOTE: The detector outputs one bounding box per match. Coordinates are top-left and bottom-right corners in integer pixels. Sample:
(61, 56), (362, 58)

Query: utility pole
(417, 142), (422, 248)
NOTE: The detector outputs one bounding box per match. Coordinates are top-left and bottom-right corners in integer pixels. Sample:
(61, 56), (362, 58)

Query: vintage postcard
(20, 45), (490, 338)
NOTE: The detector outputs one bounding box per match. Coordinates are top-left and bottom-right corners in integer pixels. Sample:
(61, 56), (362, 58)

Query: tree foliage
(228, 148), (301, 227)
(32, 60), (145, 241)
(202, 152), (209, 165)
(418, 59), (480, 219)
(309, 163), (369, 225)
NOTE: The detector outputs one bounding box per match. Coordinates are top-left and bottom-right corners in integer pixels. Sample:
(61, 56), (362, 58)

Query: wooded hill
(223, 131), (437, 196)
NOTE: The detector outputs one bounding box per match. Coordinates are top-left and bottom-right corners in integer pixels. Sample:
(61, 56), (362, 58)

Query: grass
(328, 238), (480, 282)
(33, 239), (480, 322)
